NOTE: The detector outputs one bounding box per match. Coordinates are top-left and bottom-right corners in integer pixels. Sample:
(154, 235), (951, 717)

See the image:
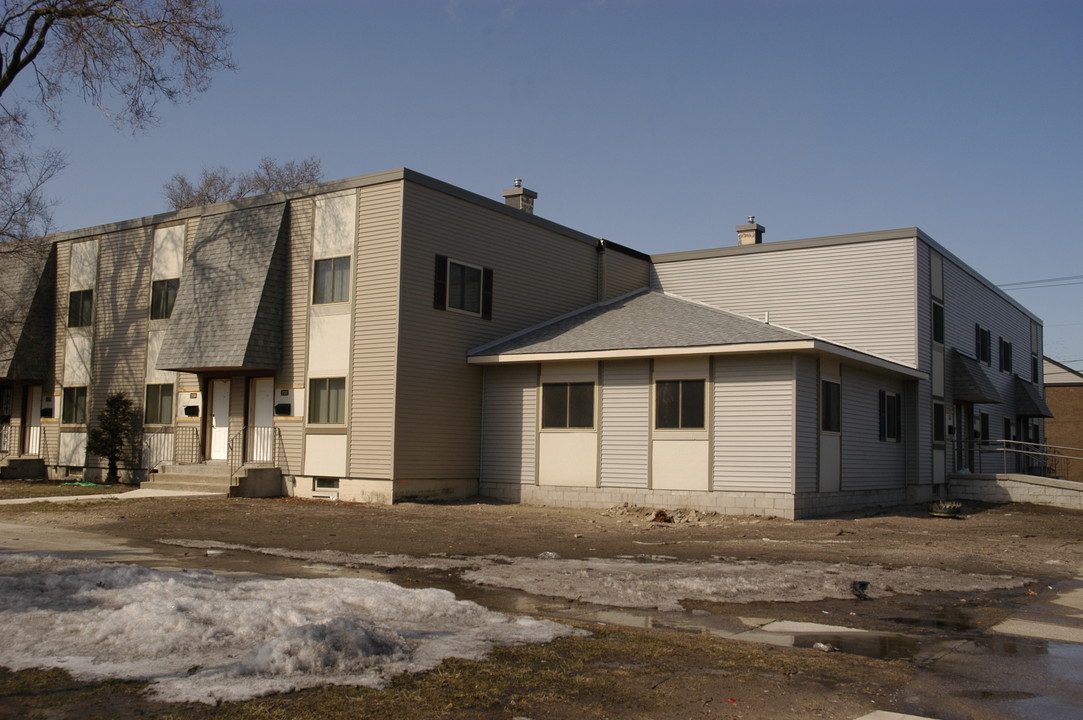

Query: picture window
(433, 255), (493, 319)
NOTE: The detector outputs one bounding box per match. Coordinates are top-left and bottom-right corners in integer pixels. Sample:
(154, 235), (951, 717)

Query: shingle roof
(950, 349), (1002, 404)
(471, 290), (809, 357)
(157, 204), (287, 371)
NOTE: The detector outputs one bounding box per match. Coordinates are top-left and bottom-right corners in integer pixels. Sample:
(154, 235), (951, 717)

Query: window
(656, 379), (706, 429)
(975, 324), (991, 364)
(144, 384), (174, 424)
(932, 302), (944, 344)
(308, 377), (346, 424)
(433, 255), (493, 319)
(61, 386), (87, 424)
(933, 402), (945, 443)
(821, 380), (841, 432)
(1032, 353), (1040, 383)
(979, 412), (990, 444)
(541, 382), (594, 429)
(313, 256), (350, 304)
(314, 477), (339, 489)
(1003, 417), (1014, 443)
(998, 338), (1013, 373)
(878, 390), (901, 442)
(150, 278), (179, 319)
(68, 289), (93, 327)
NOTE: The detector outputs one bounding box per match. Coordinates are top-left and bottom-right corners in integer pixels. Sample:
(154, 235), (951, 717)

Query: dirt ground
(2, 493), (1082, 719)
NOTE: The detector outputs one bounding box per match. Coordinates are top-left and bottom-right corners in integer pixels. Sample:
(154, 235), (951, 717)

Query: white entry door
(209, 379), (230, 461)
(25, 385), (42, 456)
(247, 377), (274, 463)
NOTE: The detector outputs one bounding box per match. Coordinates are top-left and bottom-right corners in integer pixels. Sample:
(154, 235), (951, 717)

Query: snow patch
(0, 553), (584, 704)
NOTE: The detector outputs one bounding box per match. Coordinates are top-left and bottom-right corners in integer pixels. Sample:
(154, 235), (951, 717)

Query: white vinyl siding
(712, 354), (794, 492)
(480, 364), (537, 485)
(599, 359), (650, 489)
(654, 238), (919, 367)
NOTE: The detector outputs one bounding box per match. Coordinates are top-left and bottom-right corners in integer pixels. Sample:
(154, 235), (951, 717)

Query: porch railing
(172, 426), (203, 465)
(227, 426), (283, 479)
(952, 439), (1083, 480)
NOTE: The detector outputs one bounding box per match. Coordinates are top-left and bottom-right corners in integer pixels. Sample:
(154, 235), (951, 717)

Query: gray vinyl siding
(713, 354), (794, 492)
(942, 254), (1035, 455)
(599, 359), (650, 489)
(350, 182), (403, 479)
(279, 199), (313, 475)
(394, 181), (599, 480)
(794, 355), (819, 493)
(602, 249), (650, 300)
(480, 364), (537, 484)
(176, 220), (200, 399)
(840, 366), (905, 490)
(913, 243), (933, 484)
(654, 238), (920, 367)
(52, 242), (70, 399)
(92, 228), (151, 426)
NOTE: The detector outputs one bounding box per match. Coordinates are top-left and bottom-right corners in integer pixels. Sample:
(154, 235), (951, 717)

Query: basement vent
(311, 491), (339, 501)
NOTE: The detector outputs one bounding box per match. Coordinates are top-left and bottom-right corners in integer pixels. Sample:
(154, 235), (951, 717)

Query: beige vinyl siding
(602, 248), (650, 300)
(175, 220), (200, 401)
(394, 181), (599, 480)
(283, 199), (313, 387)
(349, 182), (402, 478)
(840, 366), (905, 490)
(654, 238), (920, 367)
(599, 359), (650, 489)
(52, 242), (71, 401)
(713, 354), (794, 492)
(480, 364), (537, 484)
(91, 228), (151, 424)
(276, 421), (303, 476)
(794, 355), (819, 493)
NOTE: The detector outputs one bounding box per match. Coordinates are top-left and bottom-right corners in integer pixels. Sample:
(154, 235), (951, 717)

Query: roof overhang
(469, 338), (927, 380)
(950, 349), (1001, 404)
(1015, 376), (1053, 418)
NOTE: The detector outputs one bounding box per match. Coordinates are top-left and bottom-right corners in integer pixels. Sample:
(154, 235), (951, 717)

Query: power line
(1000, 274), (1083, 289)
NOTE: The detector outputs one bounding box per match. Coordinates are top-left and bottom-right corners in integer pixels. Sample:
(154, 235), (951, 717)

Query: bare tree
(0, 0), (234, 128)
(163, 156), (324, 210)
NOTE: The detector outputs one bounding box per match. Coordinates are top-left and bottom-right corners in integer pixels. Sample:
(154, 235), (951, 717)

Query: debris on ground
(850, 581), (871, 600)
(603, 503), (737, 524)
(812, 642), (837, 653)
(652, 510), (673, 523)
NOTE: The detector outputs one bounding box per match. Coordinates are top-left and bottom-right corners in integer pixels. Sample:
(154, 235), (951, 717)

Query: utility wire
(1000, 274), (1083, 290)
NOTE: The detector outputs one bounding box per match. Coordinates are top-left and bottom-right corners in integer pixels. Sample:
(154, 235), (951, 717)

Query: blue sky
(20, 0), (1083, 364)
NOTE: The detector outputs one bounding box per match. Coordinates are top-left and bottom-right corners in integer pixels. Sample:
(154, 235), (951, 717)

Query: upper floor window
(998, 337), (1013, 373)
(879, 390), (901, 443)
(61, 386), (87, 424)
(68, 289), (93, 327)
(313, 256), (350, 304)
(974, 324), (991, 364)
(933, 401), (945, 443)
(656, 379), (706, 429)
(150, 278), (179, 320)
(308, 377), (346, 424)
(932, 302), (944, 344)
(821, 380), (841, 433)
(433, 254), (493, 319)
(541, 382), (594, 429)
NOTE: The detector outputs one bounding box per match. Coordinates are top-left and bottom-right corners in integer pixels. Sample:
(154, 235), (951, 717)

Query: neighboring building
(0, 169), (1052, 517)
(1043, 356), (1083, 482)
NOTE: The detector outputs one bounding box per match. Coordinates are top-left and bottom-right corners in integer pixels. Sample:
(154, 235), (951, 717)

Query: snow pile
(161, 539), (1031, 612)
(0, 553), (584, 704)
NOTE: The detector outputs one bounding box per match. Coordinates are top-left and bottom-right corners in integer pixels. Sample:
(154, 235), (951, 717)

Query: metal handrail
(952, 438), (1082, 480)
(227, 426), (281, 479)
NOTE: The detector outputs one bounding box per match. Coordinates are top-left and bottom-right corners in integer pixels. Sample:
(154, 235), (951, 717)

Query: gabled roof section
(0, 239), (54, 380)
(157, 204), (288, 372)
(1044, 356), (1083, 386)
(470, 290), (809, 360)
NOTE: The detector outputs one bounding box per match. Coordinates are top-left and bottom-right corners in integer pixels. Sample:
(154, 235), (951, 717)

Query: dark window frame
(144, 383), (174, 425)
(308, 377), (346, 424)
(541, 382), (595, 429)
(999, 337), (1013, 373)
(932, 301), (945, 344)
(150, 278), (179, 320)
(821, 380), (841, 433)
(975, 324), (991, 364)
(433, 254), (493, 320)
(312, 256), (351, 304)
(878, 390), (902, 443)
(61, 386), (87, 425)
(655, 379), (707, 430)
(933, 401), (946, 443)
(68, 289), (93, 328)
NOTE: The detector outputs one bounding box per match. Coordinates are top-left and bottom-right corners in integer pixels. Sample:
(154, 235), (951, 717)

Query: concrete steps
(142, 462), (233, 494)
